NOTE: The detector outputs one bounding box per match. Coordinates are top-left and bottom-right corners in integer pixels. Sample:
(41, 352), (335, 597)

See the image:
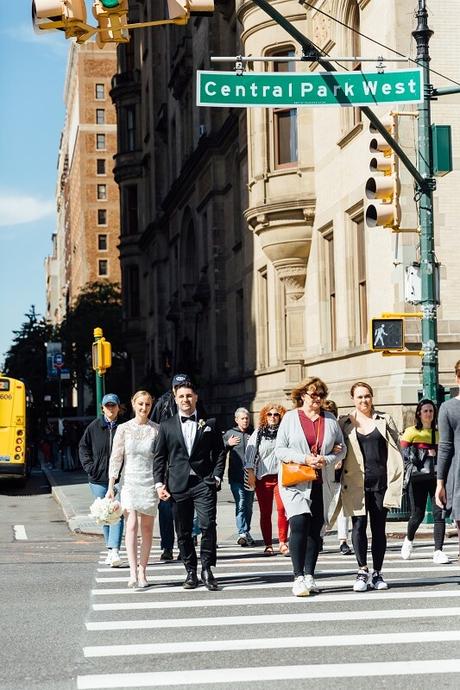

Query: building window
(98, 234), (107, 251)
(98, 259), (108, 276)
(96, 108), (105, 125)
(257, 268), (270, 368)
(126, 265), (140, 317)
(340, 1), (362, 136)
(321, 229), (337, 352)
(97, 209), (107, 225)
(97, 184), (107, 200)
(271, 51), (298, 168)
(126, 106), (136, 152)
(236, 289), (244, 372)
(124, 185), (138, 235)
(354, 216), (367, 345)
(96, 133), (106, 150)
(96, 159), (106, 175)
(95, 83), (105, 100)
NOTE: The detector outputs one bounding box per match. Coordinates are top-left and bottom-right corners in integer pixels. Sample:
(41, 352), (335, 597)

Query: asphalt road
(2, 469), (460, 690)
(0, 469), (101, 690)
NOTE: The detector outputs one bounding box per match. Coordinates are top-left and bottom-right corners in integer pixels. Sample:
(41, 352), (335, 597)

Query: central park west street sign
(196, 68), (423, 108)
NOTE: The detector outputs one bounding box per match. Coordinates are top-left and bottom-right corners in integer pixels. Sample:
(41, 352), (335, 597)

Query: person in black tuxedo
(153, 382), (226, 590)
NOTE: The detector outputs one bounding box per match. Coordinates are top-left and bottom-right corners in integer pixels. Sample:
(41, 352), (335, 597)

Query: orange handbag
(281, 461), (317, 487)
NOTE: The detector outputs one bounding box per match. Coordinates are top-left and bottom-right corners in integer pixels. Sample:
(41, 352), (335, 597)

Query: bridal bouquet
(89, 496), (123, 525)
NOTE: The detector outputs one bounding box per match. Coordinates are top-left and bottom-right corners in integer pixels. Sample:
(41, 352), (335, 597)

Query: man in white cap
(79, 393), (124, 567)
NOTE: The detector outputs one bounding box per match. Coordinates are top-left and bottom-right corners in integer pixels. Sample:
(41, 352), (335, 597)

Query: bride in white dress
(107, 390), (159, 588)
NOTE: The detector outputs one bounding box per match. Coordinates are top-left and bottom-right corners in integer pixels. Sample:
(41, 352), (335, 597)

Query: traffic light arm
(252, 0), (425, 189)
(36, 15), (188, 37)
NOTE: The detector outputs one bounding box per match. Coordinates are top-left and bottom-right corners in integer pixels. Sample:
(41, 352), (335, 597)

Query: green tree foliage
(3, 306), (55, 406)
(59, 281), (129, 412)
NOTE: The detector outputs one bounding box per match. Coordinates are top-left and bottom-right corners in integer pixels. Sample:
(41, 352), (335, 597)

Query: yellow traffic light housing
(92, 0), (129, 47)
(32, 0), (92, 42)
(167, 1), (214, 19)
(365, 114), (401, 230)
(92, 337), (112, 373)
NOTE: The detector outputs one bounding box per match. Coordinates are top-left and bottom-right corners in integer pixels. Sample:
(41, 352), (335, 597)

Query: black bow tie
(181, 415), (196, 423)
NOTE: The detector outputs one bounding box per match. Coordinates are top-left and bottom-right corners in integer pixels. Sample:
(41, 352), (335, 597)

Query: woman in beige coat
(337, 381), (403, 593)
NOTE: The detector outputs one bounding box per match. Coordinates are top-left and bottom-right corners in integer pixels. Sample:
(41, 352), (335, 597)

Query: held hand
(246, 468), (256, 489)
(334, 460), (343, 470)
(332, 444), (342, 455)
(105, 488), (115, 500)
(156, 485), (171, 501)
(427, 448), (436, 457)
(227, 435), (240, 447)
(435, 485), (446, 509)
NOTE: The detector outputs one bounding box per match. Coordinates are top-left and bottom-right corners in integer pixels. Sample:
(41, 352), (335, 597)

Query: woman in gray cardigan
(436, 360), (460, 534)
(275, 377), (346, 597)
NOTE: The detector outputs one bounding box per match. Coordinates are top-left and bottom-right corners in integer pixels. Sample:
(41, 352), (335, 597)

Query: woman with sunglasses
(401, 399), (449, 563)
(275, 377), (346, 596)
(245, 404), (288, 555)
(336, 382), (403, 592)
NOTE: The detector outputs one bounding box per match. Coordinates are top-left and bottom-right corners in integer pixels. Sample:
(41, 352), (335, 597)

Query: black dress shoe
(183, 569), (198, 589)
(201, 568), (219, 591)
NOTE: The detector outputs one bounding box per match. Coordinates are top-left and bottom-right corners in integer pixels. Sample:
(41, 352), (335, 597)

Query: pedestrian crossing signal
(370, 318), (404, 351)
(92, 338), (112, 373)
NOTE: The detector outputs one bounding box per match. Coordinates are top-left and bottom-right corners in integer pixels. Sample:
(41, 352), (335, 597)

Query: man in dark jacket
(79, 393), (124, 567)
(223, 408), (255, 546)
(151, 373), (207, 561)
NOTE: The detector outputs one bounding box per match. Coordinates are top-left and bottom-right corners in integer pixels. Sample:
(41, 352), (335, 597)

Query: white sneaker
(104, 551), (112, 565)
(353, 569), (370, 592)
(371, 571), (388, 590)
(433, 550), (450, 564)
(110, 549), (122, 567)
(304, 574), (320, 593)
(401, 537), (413, 560)
(292, 575), (310, 597)
(246, 533), (255, 546)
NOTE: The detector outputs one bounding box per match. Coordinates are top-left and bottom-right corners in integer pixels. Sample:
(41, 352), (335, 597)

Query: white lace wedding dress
(109, 419), (159, 516)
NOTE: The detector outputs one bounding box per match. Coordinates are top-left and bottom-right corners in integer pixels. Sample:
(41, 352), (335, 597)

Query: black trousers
(351, 489), (388, 572)
(289, 481), (324, 577)
(407, 478), (445, 550)
(171, 475), (217, 570)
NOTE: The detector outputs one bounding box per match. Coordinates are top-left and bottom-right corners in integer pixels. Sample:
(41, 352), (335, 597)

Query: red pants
(255, 474), (289, 545)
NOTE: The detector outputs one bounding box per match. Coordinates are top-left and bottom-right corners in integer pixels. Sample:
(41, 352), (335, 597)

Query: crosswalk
(77, 538), (460, 689)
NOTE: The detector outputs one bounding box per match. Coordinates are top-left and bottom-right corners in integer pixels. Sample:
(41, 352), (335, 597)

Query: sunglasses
(267, 412), (280, 417)
(306, 391), (325, 399)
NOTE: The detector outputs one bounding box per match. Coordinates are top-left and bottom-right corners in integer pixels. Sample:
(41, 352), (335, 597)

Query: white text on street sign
(196, 69), (423, 108)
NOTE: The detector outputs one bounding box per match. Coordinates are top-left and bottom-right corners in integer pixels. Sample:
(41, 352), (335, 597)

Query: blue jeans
(230, 481), (254, 535)
(89, 482), (124, 549)
(159, 498), (175, 550)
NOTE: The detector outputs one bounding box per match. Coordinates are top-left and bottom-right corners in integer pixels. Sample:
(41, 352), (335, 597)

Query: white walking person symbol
(374, 323), (388, 347)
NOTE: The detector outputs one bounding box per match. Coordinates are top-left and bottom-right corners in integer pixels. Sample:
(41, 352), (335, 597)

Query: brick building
(46, 41), (120, 323)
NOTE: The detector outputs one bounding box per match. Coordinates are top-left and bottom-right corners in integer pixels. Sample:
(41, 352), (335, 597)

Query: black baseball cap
(171, 373), (190, 389)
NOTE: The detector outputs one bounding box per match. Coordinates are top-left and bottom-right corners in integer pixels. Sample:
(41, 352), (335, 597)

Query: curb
(41, 464), (103, 536)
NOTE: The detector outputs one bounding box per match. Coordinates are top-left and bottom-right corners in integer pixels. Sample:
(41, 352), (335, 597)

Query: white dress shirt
(180, 413), (197, 456)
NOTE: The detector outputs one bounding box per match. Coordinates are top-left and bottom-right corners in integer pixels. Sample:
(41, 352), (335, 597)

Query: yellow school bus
(0, 375), (29, 479)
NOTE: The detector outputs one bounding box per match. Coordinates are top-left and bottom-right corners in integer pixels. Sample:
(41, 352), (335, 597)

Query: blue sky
(0, 4), (69, 367)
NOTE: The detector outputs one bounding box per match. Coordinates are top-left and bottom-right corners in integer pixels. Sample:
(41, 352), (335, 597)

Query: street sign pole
(412, 0), (439, 404)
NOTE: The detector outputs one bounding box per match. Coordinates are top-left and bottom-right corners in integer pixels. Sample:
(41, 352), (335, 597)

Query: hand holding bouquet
(90, 496), (123, 525)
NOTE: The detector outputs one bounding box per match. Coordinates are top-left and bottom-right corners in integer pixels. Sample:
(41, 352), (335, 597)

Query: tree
(59, 281), (129, 413)
(3, 306), (55, 405)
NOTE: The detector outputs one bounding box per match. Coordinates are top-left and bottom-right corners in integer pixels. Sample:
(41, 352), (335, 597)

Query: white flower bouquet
(89, 496), (123, 525)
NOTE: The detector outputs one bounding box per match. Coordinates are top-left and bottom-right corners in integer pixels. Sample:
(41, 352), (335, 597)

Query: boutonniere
(198, 419), (206, 429)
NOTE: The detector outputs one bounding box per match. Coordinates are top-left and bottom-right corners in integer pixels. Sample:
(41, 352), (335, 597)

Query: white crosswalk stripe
(78, 537), (460, 688)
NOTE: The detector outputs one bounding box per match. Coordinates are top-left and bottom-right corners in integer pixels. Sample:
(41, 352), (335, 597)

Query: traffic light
(92, 0), (129, 47)
(370, 318), (404, 352)
(167, 1), (214, 20)
(92, 337), (112, 373)
(32, 0), (88, 39)
(365, 114), (401, 229)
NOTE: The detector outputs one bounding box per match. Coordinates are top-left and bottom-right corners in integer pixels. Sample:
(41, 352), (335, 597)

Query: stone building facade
(112, 0), (460, 426)
(46, 41), (121, 323)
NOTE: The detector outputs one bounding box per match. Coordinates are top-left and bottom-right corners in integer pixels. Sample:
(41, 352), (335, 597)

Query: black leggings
(352, 489), (388, 572)
(407, 478), (445, 550)
(289, 482), (324, 577)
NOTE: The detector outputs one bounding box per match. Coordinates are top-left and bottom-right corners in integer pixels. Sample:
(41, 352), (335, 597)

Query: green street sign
(197, 69), (423, 108)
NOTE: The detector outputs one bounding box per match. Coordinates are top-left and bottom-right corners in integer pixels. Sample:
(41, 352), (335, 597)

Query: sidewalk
(41, 464), (249, 542)
(42, 464), (449, 543)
